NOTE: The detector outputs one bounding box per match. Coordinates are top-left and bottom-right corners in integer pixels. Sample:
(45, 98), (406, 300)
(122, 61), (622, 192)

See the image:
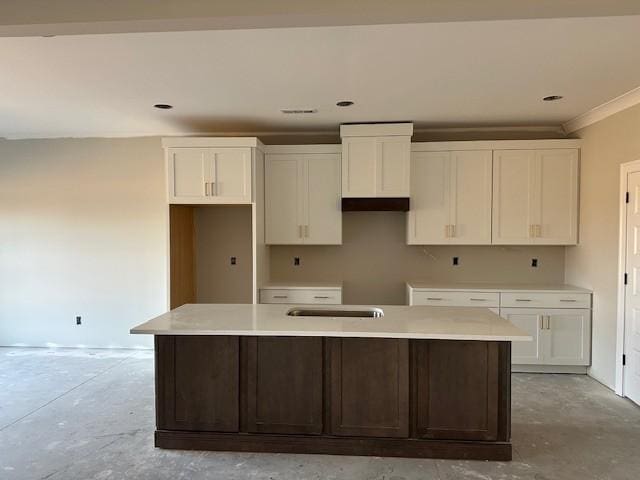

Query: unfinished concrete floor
(0, 347), (638, 480)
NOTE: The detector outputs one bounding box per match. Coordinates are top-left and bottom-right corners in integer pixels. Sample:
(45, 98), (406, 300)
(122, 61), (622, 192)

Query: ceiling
(1, 15), (640, 139)
(2, 0), (640, 36)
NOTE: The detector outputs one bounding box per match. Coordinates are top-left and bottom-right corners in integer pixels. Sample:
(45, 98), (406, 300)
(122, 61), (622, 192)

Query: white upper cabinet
(210, 148), (252, 202)
(169, 147), (210, 200)
(408, 150), (492, 244)
(164, 138), (260, 204)
(492, 148), (578, 245)
(340, 123), (412, 198)
(265, 149), (341, 245)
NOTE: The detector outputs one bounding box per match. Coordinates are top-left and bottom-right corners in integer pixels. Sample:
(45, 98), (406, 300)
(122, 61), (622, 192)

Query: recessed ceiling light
(542, 95), (563, 102)
(336, 101), (354, 107)
(154, 104), (173, 109)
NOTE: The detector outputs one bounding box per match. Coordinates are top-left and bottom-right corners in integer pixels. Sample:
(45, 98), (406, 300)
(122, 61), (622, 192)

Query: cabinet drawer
(411, 291), (499, 307)
(500, 292), (590, 309)
(260, 289), (342, 305)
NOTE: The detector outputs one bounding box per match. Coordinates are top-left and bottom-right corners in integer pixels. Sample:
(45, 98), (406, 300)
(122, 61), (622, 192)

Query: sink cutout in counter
(287, 307), (384, 318)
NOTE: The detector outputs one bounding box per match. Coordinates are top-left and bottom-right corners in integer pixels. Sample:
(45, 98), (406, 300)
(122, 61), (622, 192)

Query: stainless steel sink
(286, 307), (384, 318)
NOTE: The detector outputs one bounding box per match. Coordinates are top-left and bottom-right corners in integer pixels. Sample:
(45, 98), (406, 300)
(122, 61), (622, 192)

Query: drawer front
(411, 291), (499, 307)
(500, 292), (591, 309)
(260, 289), (342, 305)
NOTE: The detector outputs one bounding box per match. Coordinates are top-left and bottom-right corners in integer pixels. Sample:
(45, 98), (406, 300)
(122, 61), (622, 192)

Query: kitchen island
(131, 303), (530, 460)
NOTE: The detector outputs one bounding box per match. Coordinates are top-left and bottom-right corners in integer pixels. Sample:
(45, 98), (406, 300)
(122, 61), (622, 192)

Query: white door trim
(616, 159), (640, 396)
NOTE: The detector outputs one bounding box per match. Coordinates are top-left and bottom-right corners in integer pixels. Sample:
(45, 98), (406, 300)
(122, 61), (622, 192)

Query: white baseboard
(513, 364), (588, 374)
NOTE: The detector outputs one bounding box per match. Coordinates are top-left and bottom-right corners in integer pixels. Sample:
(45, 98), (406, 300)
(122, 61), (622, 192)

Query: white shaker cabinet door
(500, 308), (544, 364)
(305, 154), (342, 245)
(342, 137), (377, 197)
(543, 309), (591, 366)
(407, 151), (450, 244)
(211, 148), (252, 203)
(535, 149), (579, 245)
(168, 147), (210, 201)
(377, 136), (410, 197)
(449, 150), (492, 244)
(492, 150), (536, 244)
(265, 156), (303, 244)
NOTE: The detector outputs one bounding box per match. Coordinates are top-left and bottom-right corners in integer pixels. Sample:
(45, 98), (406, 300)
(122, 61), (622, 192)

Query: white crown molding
(563, 85), (640, 133)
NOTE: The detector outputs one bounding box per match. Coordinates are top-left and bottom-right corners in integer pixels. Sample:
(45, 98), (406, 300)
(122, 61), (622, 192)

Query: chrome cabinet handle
(204, 182), (209, 196)
(469, 298), (486, 302)
(273, 295), (288, 299)
(560, 299), (576, 302)
(540, 316), (544, 329)
(546, 316), (551, 330)
(211, 182), (217, 196)
(515, 299), (531, 302)
(314, 296), (330, 299)
(427, 297), (443, 301)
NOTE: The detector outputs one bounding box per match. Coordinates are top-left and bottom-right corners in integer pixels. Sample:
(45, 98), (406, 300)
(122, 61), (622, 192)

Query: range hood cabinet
(340, 123), (413, 210)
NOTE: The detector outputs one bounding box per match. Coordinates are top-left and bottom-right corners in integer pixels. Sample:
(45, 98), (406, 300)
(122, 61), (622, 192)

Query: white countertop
(130, 303), (531, 342)
(407, 282), (592, 293)
(260, 282), (342, 290)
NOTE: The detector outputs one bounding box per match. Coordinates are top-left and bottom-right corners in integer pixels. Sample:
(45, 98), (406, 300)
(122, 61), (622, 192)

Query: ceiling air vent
(280, 108), (317, 114)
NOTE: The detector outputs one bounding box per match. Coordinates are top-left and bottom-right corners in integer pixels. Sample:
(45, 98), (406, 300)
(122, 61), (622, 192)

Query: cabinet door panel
(305, 154), (342, 244)
(535, 149), (578, 245)
(156, 336), (239, 432)
(545, 309), (591, 365)
(492, 150), (535, 244)
(450, 151), (492, 244)
(265, 156), (302, 244)
(169, 148), (208, 200)
(329, 338), (409, 438)
(414, 340), (499, 441)
(342, 137), (376, 197)
(407, 152), (450, 244)
(246, 337), (323, 435)
(212, 148), (251, 202)
(377, 137), (410, 197)
(500, 309), (543, 364)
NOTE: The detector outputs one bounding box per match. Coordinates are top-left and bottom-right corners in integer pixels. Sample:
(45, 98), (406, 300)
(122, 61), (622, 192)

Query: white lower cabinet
(407, 284), (592, 371)
(501, 308), (591, 367)
(260, 286), (342, 305)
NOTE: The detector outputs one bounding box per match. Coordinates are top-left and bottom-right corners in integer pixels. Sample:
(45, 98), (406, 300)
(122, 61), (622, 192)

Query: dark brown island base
(153, 335), (512, 460)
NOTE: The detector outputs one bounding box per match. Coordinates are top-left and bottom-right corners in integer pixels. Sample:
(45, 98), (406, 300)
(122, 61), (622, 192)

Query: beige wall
(270, 212), (566, 305)
(195, 205), (253, 303)
(0, 137), (167, 348)
(565, 102), (640, 389)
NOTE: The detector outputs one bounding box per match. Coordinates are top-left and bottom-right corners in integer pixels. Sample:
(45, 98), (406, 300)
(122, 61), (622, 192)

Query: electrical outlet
(294, 257), (300, 266)
(76, 316), (82, 325)
(230, 256), (237, 265)
(452, 256), (459, 266)
(531, 258), (538, 268)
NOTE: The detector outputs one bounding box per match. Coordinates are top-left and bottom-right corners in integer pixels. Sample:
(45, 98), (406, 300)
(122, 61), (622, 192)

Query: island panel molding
(152, 335), (513, 460)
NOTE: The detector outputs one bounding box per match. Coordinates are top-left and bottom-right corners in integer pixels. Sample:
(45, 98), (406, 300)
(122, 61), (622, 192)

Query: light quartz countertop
(260, 282), (342, 290)
(406, 282), (592, 293)
(130, 303), (531, 341)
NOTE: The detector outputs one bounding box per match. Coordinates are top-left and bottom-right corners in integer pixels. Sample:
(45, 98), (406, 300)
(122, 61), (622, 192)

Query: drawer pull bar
(314, 296), (331, 299)
(469, 298), (486, 301)
(560, 299), (577, 302)
(515, 299), (531, 302)
(426, 297), (443, 301)
(273, 295), (288, 299)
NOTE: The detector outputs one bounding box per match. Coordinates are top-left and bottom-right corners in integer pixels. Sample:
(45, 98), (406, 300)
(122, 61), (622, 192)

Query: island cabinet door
(328, 338), (410, 438)
(413, 340), (499, 441)
(155, 336), (240, 432)
(244, 337), (324, 435)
